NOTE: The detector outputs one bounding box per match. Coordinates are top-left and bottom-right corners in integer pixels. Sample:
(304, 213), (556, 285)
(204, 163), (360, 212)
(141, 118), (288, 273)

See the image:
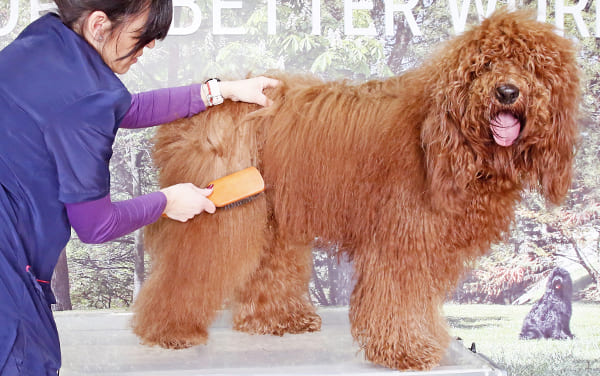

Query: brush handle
(207, 167), (265, 207)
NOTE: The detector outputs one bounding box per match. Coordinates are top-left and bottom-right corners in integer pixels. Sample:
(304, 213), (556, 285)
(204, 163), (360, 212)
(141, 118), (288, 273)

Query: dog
(519, 267), (574, 340)
(131, 10), (580, 370)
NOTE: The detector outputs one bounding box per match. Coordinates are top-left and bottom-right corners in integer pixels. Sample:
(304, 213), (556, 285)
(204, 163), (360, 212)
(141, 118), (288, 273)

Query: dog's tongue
(490, 112), (520, 147)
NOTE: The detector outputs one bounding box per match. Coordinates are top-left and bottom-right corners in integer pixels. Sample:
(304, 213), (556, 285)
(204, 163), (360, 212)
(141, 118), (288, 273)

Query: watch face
(205, 79), (223, 105)
(212, 95), (224, 105)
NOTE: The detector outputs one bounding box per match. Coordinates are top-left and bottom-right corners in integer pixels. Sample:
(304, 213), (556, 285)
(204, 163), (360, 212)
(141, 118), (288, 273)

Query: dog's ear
(421, 110), (478, 214)
(420, 33), (482, 213)
(526, 33), (580, 205)
(532, 118), (577, 205)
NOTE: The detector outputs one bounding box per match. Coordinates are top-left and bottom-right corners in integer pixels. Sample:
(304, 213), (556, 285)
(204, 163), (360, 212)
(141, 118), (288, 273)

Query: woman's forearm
(65, 192), (167, 244)
(120, 84), (206, 129)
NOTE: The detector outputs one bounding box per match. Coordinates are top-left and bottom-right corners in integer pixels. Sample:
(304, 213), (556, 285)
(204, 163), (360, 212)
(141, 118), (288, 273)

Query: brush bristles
(219, 193), (263, 210)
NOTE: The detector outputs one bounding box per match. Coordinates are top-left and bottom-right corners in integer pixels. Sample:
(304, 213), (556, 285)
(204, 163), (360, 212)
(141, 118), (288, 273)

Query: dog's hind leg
(131, 101), (269, 348)
(232, 236), (322, 335)
(131, 196), (268, 349)
(349, 245), (449, 370)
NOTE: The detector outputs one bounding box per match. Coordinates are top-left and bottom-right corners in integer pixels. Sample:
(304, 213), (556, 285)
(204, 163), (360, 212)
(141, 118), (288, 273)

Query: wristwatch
(204, 78), (224, 106)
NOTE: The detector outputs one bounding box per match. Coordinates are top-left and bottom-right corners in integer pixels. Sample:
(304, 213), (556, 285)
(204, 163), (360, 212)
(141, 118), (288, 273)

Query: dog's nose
(495, 84), (519, 105)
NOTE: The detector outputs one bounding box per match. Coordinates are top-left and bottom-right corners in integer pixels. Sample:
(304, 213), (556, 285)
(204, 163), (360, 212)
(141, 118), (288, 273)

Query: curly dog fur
(132, 10), (580, 370)
(520, 267), (574, 340)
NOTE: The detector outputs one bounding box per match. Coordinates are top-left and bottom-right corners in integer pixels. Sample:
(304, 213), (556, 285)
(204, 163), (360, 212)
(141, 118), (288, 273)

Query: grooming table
(55, 307), (506, 376)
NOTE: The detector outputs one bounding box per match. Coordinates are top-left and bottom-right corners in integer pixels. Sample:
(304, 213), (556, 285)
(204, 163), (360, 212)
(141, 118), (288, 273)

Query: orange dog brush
(207, 166), (265, 208)
(161, 167), (264, 218)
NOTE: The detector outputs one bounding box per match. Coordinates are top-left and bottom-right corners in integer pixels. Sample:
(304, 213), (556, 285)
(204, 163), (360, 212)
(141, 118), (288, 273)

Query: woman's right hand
(160, 183), (216, 222)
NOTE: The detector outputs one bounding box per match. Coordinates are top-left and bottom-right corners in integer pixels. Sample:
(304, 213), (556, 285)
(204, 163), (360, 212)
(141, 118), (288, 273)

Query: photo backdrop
(1, 0), (599, 309)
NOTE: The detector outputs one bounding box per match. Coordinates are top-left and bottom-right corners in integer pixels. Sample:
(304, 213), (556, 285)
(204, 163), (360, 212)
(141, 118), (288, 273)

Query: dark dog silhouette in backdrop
(520, 267), (574, 340)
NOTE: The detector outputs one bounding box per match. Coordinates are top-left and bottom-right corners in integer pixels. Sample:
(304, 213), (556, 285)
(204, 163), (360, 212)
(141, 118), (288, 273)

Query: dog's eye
(484, 61), (493, 70)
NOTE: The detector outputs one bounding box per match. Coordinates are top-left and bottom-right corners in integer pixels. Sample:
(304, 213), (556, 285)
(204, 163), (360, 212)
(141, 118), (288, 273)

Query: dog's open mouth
(490, 111), (521, 146)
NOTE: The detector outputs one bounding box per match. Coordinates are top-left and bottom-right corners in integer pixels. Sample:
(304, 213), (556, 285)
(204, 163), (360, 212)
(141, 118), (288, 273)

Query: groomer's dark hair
(54, 0), (172, 59)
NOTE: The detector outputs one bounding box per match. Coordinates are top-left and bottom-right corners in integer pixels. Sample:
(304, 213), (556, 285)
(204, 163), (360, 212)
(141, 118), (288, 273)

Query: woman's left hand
(220, 76), (280, 107)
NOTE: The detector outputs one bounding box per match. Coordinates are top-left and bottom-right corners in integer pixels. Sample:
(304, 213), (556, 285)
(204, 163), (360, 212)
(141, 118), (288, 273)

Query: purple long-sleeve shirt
(65, 84), (206, 243)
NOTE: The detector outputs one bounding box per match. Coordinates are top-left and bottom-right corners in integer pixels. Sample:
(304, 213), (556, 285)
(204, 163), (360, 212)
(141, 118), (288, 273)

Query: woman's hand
(220, 76), (280, 107)
(160, 183), (216, 222)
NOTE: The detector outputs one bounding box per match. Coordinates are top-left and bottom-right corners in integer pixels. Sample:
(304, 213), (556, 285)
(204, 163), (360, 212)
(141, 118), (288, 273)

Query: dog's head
(546, 267), (573, 301)
(422, 9), (580, 209)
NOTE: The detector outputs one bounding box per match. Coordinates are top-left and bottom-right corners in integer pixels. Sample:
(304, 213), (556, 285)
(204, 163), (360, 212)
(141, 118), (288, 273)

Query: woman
(0, 0), (278, 374)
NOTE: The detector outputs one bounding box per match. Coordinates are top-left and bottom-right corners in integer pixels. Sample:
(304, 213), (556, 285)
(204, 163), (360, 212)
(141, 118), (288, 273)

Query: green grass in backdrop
(444, 303), (600, 376)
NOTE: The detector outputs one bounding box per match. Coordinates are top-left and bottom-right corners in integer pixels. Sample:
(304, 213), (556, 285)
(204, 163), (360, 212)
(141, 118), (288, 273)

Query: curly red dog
(132, 10), (580, 370)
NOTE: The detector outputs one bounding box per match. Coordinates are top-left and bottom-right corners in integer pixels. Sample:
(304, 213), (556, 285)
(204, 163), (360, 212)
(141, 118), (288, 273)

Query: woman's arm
(65, 193), (167, 243)
(119, 77), (280, 129)
(119, 84), (205, 129)
(66, 184), (216, 244)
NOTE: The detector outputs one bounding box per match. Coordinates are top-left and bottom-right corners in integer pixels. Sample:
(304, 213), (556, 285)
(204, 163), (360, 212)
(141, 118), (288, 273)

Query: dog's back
(259, 74), (428, 246)
(155, 73), (430, 250)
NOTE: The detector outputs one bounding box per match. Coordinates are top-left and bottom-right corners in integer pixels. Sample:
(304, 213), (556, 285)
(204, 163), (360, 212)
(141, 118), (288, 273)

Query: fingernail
(207, 184), (214, 189)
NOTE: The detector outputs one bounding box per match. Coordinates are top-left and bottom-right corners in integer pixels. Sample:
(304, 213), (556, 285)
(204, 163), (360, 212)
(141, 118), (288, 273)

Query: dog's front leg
(349, 246), (449, 370)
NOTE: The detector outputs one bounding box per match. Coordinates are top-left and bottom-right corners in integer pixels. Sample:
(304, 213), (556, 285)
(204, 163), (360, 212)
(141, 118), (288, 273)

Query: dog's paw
(152, 339), (191, 350)
(138, 328), (208, 350)
(233, 309), (322, 335)
(361, 337), (444, 371)
(553, 330), (574, 340)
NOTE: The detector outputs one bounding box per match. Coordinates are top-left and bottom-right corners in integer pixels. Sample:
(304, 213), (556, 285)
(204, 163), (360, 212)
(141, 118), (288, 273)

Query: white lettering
(169, 0), (202, 36)
(449, 0), (472, 33)
(449, 0), (498, 34)
(0, 1), (598, 40)
(267, 0), (276, 34)
(474, 0), (497, 21)
(597, 0), (600, 37)
(0, 0), (19, 36)
(312, 0), (321, 35)
(384, 0), (421, 36)
(537, 0), (547, 22)
(344, 0), (377, 36)
(555, 0), (589, 37)
(214, 0), (246, 35)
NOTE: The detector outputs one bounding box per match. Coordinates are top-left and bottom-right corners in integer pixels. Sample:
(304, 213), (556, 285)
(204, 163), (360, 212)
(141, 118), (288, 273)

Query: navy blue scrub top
(0, 13), (131, 374)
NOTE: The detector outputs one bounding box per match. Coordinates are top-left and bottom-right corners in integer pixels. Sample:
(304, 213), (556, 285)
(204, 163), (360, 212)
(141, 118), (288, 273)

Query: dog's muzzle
(490, 83), (522, 147)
